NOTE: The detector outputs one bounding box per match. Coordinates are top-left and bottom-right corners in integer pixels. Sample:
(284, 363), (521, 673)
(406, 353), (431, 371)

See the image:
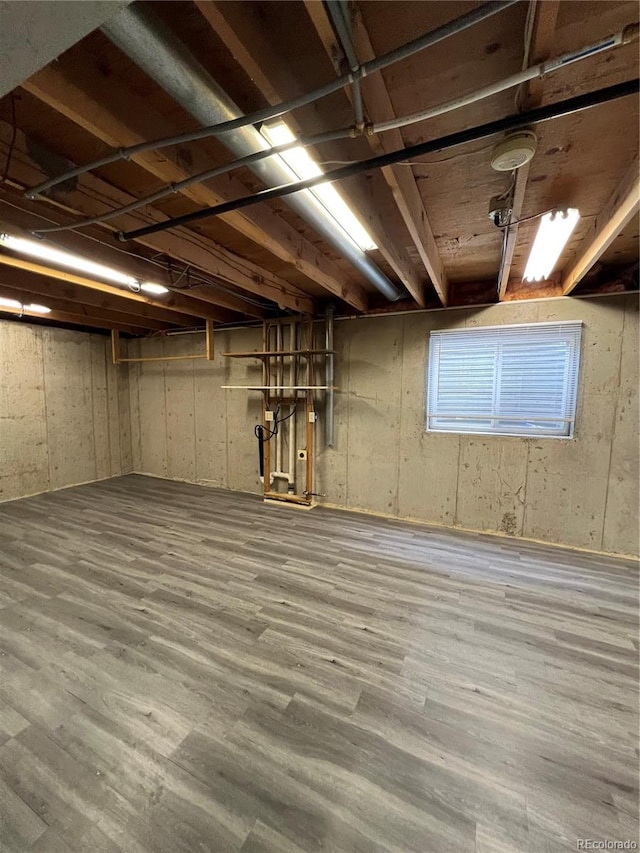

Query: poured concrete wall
(0, 320), (132, 502)
(0, 0), (132, 98)
(127, 295), (639, 557)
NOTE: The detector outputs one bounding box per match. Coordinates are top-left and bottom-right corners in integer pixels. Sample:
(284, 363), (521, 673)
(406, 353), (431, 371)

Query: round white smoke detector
(491, 131), (538, 171)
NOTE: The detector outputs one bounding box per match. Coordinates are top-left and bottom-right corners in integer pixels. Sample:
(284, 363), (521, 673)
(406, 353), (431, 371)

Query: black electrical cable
(26, 0), (516, 199)
(119, 78), (639, 242)
(254, 406), (296, 477)
(254, 406), (296, 442)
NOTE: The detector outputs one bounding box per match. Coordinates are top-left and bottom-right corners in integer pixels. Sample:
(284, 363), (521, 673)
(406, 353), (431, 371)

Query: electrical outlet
(297, 449), (307, 461)
(308, 411), (317, 424)
(265, 410), (274, 422)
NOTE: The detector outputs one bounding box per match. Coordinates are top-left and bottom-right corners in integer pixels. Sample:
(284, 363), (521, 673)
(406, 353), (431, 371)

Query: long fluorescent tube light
(261, 122), (377, 253)
(140, 282), (169, 295)
(523, 208), (580, 282)
(0, 297), (51, 314)
(0, 233), (168, 295)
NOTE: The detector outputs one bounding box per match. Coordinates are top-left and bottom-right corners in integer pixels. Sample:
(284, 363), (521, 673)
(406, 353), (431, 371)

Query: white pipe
(374, 29), (634, 134)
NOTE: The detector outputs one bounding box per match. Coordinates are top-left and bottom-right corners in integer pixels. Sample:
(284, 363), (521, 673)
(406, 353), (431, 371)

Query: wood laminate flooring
(0, 474), (637, 852)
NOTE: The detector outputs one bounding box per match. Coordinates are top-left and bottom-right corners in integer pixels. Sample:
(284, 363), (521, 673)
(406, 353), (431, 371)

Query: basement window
(426, 321), (583, 438)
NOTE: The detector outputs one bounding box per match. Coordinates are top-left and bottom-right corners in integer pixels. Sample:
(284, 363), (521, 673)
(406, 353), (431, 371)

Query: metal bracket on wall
(111, 319), (214, 364)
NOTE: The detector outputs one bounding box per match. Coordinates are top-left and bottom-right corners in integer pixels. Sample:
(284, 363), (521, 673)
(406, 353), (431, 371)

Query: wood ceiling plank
(499, 0), (560, 299)
(23, 53), (366, 311)
(0, 302), (149, 334)
(196, 0), (420, 306)
(0, 267), (199, 327)
(304, 0), (445, 307)
(563, 156), (640, 294)
(0, 119), (314, 314)
(0, 251), (234, 323)
(0, 282), (174, 331)
(0, 191), (266, 318)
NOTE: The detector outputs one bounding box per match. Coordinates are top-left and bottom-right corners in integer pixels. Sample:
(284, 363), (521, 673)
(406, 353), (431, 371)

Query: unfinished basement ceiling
(0, 0), (637, 334)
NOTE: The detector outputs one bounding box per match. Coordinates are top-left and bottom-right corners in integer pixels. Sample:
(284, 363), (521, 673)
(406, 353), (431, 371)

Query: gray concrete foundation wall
(0, 321), (132, 502)
(127, 295), (639, 557)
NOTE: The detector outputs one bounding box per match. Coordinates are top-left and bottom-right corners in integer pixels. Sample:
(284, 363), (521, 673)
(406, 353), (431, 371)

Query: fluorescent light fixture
(140, 282), (169, 295)
(523, 208), (580, 282)
(261, 122), (377, 253)
(0, 296), (22, 309)
(0, 296), (52, 314)
(0, 233), (140, 288)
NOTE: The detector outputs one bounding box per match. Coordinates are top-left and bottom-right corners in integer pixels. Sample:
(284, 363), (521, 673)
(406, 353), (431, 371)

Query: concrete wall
(126, 295), (638, 557)
(0, 320), (132, 502)
(0, 0), (132, 98)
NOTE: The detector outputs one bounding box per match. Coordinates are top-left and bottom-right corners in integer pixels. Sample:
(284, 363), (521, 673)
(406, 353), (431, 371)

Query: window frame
(426, 320), (583, 440)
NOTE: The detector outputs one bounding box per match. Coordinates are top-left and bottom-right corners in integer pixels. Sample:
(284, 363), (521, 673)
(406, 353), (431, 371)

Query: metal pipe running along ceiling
(101, 4), (401, 302)
(119, 78), (640, 240)
(29, 0), (517, 198)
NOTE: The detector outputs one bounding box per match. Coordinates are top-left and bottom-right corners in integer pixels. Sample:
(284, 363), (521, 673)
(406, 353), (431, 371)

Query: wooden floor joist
(0, 267), (201, 327)
(304, 0), (447, 307)
(0, 251), (232, 323)
(498, 0), (560, 300)
(196, 0), (406, 310)
(24, 57), (364, 311)
(563, 156), (640, 294)
(0, 120), (315, 316)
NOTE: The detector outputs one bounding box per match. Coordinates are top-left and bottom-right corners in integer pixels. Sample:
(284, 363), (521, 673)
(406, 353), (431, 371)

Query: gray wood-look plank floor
(0, 475), (637, 853)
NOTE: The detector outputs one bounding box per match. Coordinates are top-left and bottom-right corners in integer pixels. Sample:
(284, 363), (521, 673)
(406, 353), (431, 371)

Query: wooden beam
(563, 157), (640, 294)
(304, 1), (446, 307)
(0, 266), (200, 327)
(0, 282), (176, 330)
(0, 302), (149, 334)
(521, 0), (561, 110)
(0, 119), (314, 315)
(498, 0), (560, 299)
(111, 327), (214, 363)
(24, 54), (364, 311)
(111, 328), (121, 361)
(195, 0), (417, 306)
(0, 190), (265, 318)
(205, 318), (215, 361)
(0, 250), (233, 322)
(497, 161), (531, 299)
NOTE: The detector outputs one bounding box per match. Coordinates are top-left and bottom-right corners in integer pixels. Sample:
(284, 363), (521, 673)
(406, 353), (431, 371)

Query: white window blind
(426, 321), (583, 438)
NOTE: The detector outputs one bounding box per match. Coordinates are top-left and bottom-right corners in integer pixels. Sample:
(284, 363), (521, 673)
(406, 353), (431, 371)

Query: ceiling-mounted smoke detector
(491, 131), (538, 172)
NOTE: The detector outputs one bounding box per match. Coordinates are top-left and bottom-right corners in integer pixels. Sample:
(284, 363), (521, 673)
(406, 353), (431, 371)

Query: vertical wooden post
(305, 394), (314, 500)
(111, 329), (121, 364)
(205, 319), (215, 360)
(263, 399), (271, 499)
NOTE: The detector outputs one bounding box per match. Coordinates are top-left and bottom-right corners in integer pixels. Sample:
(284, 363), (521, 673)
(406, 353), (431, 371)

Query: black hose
(256, 425), (265, 477)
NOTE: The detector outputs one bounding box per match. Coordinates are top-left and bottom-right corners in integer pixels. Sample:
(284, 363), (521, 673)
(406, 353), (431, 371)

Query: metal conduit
(373, 23), (639, 133)
(326, 0), (365, 129)
(26, 0), (516, 199)
(118, 79), (639, 240)
(102, 4), (401, 302)
(33, 130), (351, 234)
(31, 21), (636, 238)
